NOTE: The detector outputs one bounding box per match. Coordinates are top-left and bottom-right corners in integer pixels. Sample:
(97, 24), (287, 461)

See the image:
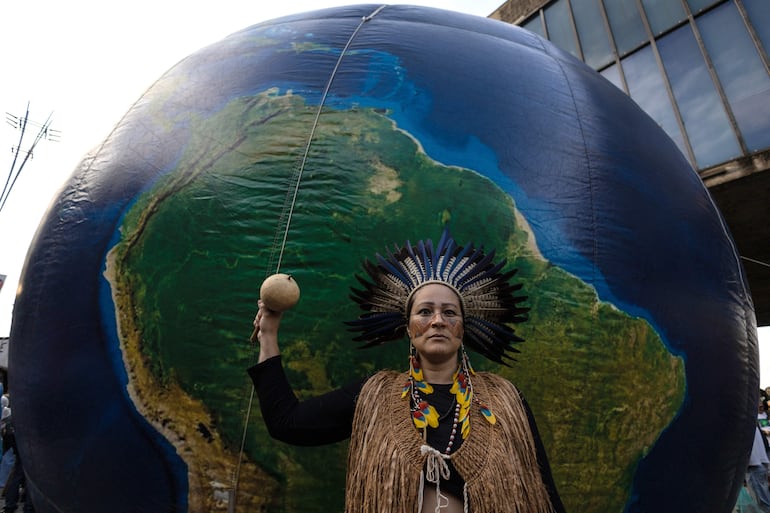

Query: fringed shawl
(345, 370), (556, 513)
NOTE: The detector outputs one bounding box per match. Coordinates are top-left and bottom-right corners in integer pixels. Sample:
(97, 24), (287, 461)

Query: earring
(406, 342), (438, 429)
(458, 345), (496, 427)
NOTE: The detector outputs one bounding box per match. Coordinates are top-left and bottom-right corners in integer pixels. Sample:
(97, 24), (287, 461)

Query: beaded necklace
(403, 348), (497, 455)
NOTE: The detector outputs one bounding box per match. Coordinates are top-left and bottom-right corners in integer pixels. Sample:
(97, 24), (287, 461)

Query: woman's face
(408, 283), (464, 363)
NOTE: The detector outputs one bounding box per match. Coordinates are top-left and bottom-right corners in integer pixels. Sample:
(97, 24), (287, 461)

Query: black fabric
(248, 356), (366, 445)
(249, 356), (565, 512)
(522, 393), (567, 513)
(416, 383), (466, 499)
(1, 420), (15, 455)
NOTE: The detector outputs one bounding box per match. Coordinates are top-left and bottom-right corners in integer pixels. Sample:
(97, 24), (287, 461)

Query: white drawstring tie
(420, 445), (451, 513)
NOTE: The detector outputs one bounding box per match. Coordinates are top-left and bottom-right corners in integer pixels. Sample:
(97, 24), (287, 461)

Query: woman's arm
(253, 300), (282, 363)
(520, 392), (567, 513)
(248, 356), (366, 445)
(249, 301), (366, 445)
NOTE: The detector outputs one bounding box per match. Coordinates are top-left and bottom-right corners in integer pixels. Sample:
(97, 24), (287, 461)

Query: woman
(249, 230), (565, 513)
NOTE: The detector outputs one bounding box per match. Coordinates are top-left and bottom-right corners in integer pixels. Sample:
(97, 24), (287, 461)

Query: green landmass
(113, 88), (685, 513)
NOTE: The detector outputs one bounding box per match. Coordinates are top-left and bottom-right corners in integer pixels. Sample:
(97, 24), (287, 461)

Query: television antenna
(1, 102), (60, 213)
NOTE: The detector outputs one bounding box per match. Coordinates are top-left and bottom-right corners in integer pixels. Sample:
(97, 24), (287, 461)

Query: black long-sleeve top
(249, 356), (565, 512)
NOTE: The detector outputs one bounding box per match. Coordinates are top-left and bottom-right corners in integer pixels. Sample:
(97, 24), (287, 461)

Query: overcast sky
(1, 0), (768, 381)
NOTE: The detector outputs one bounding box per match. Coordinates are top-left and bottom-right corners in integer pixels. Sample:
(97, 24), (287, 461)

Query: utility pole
(1, 102), (60, 212)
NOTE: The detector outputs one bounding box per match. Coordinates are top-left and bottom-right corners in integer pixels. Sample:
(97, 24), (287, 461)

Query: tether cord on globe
(228, 6), (389, 512)
(742, 255), (770, 269)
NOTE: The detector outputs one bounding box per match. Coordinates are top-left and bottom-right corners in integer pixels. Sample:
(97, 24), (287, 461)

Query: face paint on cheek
(447, 318), (463, 338)
(410, 316), (432, 337)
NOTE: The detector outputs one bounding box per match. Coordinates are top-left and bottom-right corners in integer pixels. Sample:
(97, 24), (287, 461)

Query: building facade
(491, 0), (770, 325)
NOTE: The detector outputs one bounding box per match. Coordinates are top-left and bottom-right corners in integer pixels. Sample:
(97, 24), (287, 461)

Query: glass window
(640, 0), (687, 35)
(621, 47), (688, 159)
(686, 0), (721, 15)
(600, 63), (625, 92)
(571, 0), (614, 68)
(698, 2), (770, 152)
(544, 0), (580, 59)
(657, 25), (742, 168)
(603, 0), (648, 55)
(743, 0), (770, 58)
(522, 13), (546, 38)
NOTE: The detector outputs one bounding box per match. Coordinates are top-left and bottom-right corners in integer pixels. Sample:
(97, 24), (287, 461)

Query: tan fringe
(346, 371), (424, 513)
(454, 373), (557, 513)
(345, 371), (556, 513)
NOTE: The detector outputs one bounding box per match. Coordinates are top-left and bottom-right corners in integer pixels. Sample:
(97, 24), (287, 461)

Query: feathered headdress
(346, 229), (529, 363)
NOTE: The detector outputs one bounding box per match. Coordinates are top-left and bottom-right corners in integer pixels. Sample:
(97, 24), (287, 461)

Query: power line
(1, 102), (60, 213)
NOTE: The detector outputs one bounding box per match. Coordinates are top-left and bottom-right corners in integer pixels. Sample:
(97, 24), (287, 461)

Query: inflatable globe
(10, 5), (757, 513)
